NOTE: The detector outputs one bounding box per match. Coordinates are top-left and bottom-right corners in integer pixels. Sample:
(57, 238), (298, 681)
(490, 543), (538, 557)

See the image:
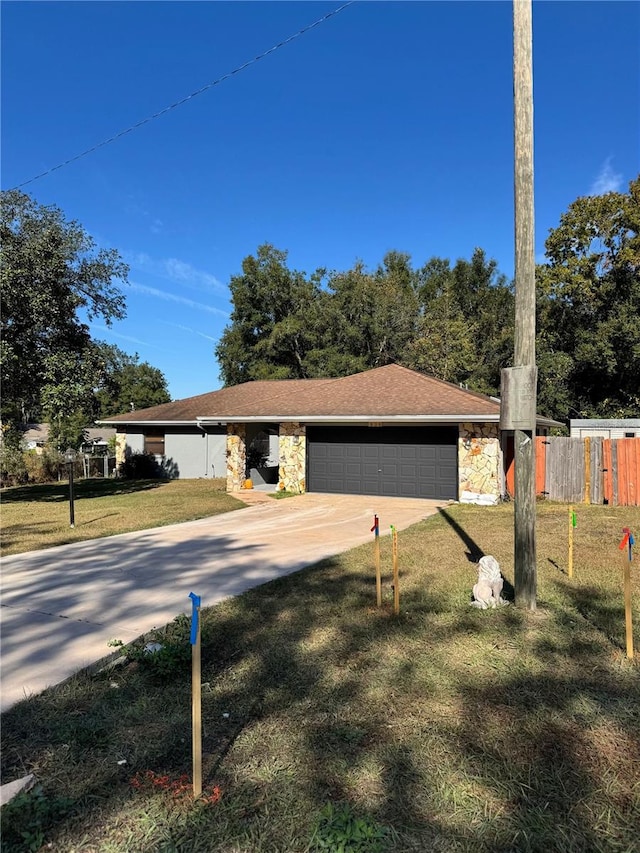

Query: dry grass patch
(1, 502), (639, 852)
(0, 477), (244, 556)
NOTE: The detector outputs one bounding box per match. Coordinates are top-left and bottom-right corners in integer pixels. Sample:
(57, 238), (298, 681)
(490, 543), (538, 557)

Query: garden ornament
(471, 555), (508, 609)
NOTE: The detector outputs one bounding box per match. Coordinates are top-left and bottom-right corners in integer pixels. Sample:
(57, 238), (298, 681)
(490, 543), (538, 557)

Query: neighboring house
(20, 424), (116, 454)
(570, 419), (640, 439)
(98, 364), (560, 504)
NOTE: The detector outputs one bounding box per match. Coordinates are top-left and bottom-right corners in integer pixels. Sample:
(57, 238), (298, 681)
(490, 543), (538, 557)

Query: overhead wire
(9, 1), (355, 190)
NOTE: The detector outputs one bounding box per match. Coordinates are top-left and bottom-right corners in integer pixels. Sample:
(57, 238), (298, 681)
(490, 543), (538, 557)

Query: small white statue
(471, 555), (508, 609)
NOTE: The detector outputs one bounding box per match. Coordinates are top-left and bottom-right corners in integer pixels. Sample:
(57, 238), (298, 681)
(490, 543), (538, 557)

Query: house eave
(98, 413), (562, 428)
(96, 420), (200, 427)
(197, 414), (503, 425)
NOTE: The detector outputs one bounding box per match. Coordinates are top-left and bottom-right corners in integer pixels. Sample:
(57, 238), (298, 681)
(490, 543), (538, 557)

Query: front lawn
(1, 502), (639, 852)
(0, 478), (245, 556)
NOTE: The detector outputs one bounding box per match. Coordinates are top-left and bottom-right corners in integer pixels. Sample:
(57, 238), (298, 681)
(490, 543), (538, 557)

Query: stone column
(226, 424), (246, 492)
(278, 423), (306, 492)
(458, 423), (501, 504)
(115, 430), (127, 467)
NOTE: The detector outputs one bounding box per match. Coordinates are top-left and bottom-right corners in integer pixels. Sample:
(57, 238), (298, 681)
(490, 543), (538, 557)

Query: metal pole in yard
(65, 448), (76, 528)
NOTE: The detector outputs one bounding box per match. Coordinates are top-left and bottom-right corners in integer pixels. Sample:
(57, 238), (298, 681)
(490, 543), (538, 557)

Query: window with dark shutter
(144, 431), (165, 456)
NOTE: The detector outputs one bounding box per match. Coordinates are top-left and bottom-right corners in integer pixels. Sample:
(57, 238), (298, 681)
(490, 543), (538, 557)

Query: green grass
(0, 478), (245, 556)
(269, 490), (302, 500)
(1, 502), (639, 852)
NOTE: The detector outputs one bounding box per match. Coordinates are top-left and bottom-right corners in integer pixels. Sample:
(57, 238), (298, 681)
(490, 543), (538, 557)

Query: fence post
(584, 437), (591, 505)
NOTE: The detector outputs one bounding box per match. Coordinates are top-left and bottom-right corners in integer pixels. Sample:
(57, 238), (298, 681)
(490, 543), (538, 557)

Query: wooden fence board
(535, 436), (547, 496)
(619, 440), (629, 506)
(617, 438), (640, 506)
(603, 440), (613, 505)
(546, 437), (585, 502)
(590, 437), (603, 505)
(611, 441), (619, 506)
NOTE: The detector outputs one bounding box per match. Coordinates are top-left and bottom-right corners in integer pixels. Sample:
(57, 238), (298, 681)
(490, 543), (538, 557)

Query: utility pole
(506, 0), (537, 609)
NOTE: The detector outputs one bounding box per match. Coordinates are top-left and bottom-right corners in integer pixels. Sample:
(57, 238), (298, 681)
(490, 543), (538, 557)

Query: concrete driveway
(0, 492), (444, 712)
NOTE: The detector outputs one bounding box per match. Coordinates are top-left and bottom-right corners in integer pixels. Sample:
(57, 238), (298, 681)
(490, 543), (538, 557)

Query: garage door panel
(380, 446), (399, 459)
(418, 462), (436, 476)
(328, 461), (347, 475)
(307, 427), (457, 499)
(399, 447), (417, 461)
(379, 463), (397, 474)
(400, 463), (417, 477)
(418, 446), (436, 461)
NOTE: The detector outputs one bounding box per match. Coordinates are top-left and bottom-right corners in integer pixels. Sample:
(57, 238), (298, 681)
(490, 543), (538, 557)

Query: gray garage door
(307, 426), (458, 500)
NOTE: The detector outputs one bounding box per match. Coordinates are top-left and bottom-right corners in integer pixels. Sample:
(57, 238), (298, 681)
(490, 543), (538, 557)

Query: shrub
(0, 442), (27, 486)
(23, 448), (65, 484)
(118, 451), (162, 479)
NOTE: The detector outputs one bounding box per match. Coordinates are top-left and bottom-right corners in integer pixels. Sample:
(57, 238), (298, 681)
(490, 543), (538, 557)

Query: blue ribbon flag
(189, 592), (201, 645)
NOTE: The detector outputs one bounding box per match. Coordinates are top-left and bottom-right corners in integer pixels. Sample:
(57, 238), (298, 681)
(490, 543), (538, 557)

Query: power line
(9, 2), (355, 190)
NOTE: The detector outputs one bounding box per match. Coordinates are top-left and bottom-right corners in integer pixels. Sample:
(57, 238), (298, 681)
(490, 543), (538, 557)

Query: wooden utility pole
(512, 0), (537, 609)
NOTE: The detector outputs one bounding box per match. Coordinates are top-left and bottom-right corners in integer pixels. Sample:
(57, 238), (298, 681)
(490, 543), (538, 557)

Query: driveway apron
(0, 493), (443, 711)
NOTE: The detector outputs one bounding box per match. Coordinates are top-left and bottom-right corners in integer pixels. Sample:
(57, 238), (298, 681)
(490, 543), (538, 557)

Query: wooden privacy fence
(505, 437), (640, 506)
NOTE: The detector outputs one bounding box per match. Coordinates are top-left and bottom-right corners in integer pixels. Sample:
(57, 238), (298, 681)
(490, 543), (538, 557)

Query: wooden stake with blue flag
(371, 515), (381, 607)
(189, 592), (202, 797)
(619, 529), (635, 659)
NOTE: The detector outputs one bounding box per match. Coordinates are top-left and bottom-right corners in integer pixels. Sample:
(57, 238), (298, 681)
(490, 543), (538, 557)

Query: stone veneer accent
(115, 430), (127, 467)
(226, 424), (247, 492)
(278, 423), (306, 492)
(458, 423), (501, 501)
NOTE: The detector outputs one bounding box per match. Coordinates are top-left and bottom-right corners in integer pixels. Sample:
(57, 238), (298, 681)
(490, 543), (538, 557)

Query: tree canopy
(0, 191), (171, 449)
(94, 343), (171, 417)
(215, 244), (513, 398)
(217, 177), (639, 422)
(536, 175), (640, 419)
(0, 190), (128, 429)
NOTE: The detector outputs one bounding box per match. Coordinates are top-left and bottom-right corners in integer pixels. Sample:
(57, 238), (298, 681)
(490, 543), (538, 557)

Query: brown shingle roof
(20, 424), (116, 444)
(98, 365), (502, 423)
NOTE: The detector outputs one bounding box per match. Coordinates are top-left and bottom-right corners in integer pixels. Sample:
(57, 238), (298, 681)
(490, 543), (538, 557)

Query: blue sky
(2, 1), (638, 402)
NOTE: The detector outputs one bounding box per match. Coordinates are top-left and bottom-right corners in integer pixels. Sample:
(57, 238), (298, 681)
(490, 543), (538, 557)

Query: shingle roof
(98, 364), (503, 423)
(20, 424), (116, 444)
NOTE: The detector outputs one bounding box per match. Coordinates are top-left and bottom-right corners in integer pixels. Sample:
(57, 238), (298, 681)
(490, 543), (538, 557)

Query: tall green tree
(408, 257), (475, 383)
(409, 249), (513, 393)
(93, 343), (171, 417)
(0, 190), (128, 427)
(536, 175), (640, 419)
(215, 244), (326, 384)
(327, 250), (419, 370)
(216, 244), (514, 391)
